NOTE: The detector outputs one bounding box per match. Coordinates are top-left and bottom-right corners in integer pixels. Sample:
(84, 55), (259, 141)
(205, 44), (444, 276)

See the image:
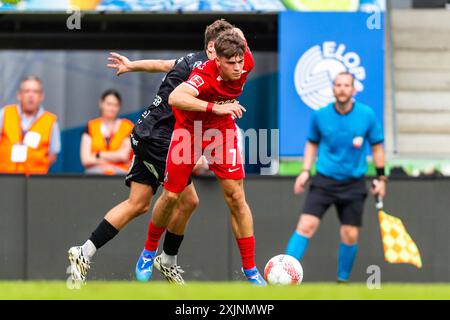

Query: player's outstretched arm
(107, 52), (176, 76)
(169, 83), (246, 119)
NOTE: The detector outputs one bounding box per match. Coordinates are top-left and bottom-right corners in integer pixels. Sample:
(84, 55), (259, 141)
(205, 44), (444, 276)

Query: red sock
(144, 221), (166, 252)
(236, 236), (256, 270)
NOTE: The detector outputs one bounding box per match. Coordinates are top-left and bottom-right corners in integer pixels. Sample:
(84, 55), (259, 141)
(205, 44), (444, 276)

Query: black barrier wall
(0, 175), (448, 282)
(0, 175), (26, 279)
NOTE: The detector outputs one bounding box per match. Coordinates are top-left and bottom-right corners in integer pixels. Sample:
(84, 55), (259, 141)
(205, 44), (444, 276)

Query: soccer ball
(264, 254), (303, 285)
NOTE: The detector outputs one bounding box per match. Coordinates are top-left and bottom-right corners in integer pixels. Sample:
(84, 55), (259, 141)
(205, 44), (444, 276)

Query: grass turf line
(0, 281), (449, 300)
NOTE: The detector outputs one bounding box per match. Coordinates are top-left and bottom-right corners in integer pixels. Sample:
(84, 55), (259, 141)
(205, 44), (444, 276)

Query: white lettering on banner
(295, 41), (366, 110)
(167, 122), (279, 175)
(66, 8), (81, 30)
(322, 42), (365, 79)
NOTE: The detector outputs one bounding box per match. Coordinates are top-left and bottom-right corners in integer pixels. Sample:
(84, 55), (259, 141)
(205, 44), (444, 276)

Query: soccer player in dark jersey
(139, 29), (267, 285)
(67, 19), (233, 284)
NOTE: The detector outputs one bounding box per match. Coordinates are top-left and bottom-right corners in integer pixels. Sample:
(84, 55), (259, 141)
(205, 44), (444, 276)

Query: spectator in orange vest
(0, 76), (61, 175)
(80, 89), (133, 175)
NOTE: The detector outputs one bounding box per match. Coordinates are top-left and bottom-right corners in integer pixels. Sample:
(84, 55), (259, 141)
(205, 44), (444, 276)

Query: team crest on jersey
(353, 136), (364, 149)
(188, 75), (205, 88)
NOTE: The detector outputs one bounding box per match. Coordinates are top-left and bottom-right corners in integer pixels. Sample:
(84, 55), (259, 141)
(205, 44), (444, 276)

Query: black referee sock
(163, 230), (184, 256)
(89, 219), (119, 250)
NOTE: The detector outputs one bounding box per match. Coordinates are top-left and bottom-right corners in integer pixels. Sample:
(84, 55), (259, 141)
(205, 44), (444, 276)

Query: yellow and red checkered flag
(376, 197), (422, 269)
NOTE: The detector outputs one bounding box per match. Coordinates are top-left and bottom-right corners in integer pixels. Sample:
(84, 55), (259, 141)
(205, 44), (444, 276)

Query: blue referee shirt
(308, 101), (384, 181)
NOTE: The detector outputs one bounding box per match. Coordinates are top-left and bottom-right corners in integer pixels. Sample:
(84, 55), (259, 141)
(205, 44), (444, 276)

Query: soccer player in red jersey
(68, 20), (235, 285)
(139, 29), (266, 285)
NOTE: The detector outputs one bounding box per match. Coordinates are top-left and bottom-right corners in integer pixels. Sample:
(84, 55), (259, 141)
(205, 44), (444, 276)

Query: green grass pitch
(0, 281), (449, 300)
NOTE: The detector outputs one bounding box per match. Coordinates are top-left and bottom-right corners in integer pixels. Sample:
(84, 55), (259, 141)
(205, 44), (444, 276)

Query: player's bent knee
(139, 204), (150, 215)
(343, 237), (358, 245)
(298, 225), (314, 237)
(298, 220), (318, 237)
(176, 195), (199, 218)
(228, 189), (246, 207)
(341, 226), (359, 244)
(164, 190), (181, 205)
(185, 193), (200, 211)
(127, 198), (150, 215)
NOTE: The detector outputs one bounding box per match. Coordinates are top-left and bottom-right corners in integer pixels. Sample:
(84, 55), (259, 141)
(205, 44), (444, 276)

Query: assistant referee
(285, 72), (387, 282)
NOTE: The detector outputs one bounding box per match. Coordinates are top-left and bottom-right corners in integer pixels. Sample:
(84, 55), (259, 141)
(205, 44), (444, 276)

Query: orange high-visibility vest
(87, 117), (133, 174)
(0, 104), (57, 174)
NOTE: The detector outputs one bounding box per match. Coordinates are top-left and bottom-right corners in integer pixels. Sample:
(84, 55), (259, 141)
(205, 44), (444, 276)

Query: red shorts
(164, 122), (245, 193)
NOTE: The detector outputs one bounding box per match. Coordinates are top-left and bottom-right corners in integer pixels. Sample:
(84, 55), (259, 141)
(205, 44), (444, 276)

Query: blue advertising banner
(0, 0), (385, 12)
(279, 11), (385, 156)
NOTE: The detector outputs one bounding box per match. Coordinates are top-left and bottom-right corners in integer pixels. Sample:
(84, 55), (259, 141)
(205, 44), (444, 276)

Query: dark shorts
(125, 128), (192, 194)
(302, 173), (368, 227)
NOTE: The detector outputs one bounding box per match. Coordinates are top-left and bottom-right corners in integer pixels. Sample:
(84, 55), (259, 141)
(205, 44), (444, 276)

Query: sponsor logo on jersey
(214, 99), (236, 105)
(188, 75), (205, 88)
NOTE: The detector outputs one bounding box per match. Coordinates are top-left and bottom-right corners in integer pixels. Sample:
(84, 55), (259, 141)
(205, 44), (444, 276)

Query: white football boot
(68, 246), (90, 283)
(154, 255), (186, 285)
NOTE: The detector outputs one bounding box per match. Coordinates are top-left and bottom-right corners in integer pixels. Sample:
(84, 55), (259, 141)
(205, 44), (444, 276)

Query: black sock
(89, 219), (119, 250)
(163, 230), (184, 256)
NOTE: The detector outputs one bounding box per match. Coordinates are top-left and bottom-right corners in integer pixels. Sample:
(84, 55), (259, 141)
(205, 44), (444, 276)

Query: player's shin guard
(89, 219), (119, 252)
(236, 236), (256, 270)
(163, 231), (184, 255)
(145, 221), (166, 252)
(285, 231), (309, 261)
(337, 242), (358, 281)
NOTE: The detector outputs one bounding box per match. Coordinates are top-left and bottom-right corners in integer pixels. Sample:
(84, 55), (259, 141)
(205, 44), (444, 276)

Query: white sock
(81, 240), (97, 261)
(161, 251), (177, 267)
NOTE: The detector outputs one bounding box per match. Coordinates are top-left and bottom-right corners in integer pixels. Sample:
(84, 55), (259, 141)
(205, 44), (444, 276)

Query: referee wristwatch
(376, 167), (388, 182)
(302, 168), (311, 177)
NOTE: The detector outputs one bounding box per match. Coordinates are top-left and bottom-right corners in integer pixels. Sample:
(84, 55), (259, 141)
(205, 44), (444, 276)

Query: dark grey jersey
(133, 51), (208, 143)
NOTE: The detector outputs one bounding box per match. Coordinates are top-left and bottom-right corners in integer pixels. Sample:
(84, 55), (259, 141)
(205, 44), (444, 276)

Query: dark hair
(204, 19), (234, 50)
(101, 89), (122, 104)
(214, 30), (246, 59)
(333, 72), (355, 87)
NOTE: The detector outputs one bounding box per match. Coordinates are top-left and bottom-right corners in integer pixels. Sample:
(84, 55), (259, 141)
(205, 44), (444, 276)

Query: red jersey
(173, 46), (254, 130)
